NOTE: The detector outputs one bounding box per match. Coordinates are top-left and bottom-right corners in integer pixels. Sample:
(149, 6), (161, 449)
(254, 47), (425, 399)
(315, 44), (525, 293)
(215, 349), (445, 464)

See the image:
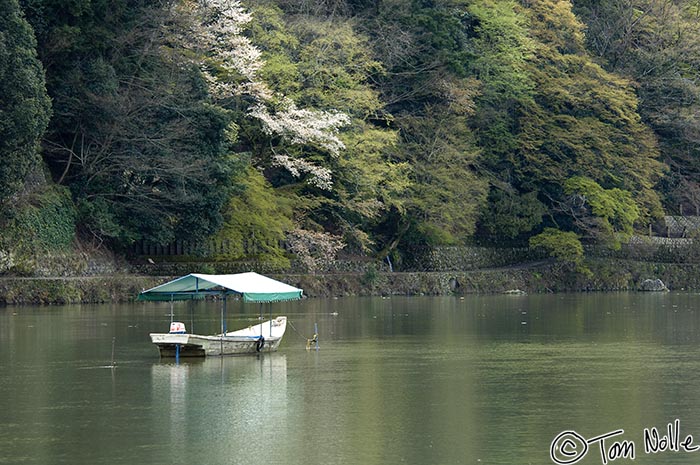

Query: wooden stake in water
(111, 337), (116, 368)
(306, 323), (320, 351)
(314, 322), (319, 351)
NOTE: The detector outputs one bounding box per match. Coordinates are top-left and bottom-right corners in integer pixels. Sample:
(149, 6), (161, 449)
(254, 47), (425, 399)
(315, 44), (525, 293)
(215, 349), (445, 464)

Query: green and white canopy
(138, 272), (303, 303)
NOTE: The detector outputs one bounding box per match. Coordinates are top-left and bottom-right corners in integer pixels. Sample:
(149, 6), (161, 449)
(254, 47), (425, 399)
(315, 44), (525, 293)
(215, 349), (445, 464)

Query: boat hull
(150, 316), (287, 357)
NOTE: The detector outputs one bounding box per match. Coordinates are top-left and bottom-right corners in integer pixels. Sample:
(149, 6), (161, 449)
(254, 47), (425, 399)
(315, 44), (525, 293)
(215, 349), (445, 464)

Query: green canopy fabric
(138, 272), (303, 303)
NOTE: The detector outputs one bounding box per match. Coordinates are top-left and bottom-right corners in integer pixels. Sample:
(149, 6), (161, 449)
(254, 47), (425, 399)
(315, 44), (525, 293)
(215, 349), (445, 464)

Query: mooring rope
(289, 320), (319, 350)
(287, 319), (312, 341)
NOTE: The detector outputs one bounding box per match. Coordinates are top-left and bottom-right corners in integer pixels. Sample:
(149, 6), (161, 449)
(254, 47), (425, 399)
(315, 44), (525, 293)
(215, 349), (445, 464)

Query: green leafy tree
(365, 0), (477, 110)
(245, 5), (412, 254)
(22, 0), (238, 247)
(479, 190), (547, 240)
(467, 0), (664, 239)
(335, 123), (410, 230)
(560, 176), (640, 246)
(347, 1), (491, 253)
(466, 0), (535, 170)
(393, 100), (488, 245)
(529, 227), (585, 270)
(216, 166), (293, 265)
(573, 0), (700, 216)
(519, 0), (664, 221)
(0, 0), (51, 201)
(10, 0), (683, 264)
(4, 185), (76, 252)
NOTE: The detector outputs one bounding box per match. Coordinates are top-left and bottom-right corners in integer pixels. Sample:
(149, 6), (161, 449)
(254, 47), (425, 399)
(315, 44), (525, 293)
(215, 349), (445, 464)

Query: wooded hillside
(2, 0), (699, 272)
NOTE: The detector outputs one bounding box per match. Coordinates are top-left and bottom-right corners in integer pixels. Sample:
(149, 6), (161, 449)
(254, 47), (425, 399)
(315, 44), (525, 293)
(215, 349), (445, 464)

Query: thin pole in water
(314, 322), (319, 351)
(111, 337), (116, 368)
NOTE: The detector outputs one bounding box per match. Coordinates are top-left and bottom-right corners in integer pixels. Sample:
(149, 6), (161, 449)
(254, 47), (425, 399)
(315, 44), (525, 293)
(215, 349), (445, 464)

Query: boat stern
(150, 333), (205, 357)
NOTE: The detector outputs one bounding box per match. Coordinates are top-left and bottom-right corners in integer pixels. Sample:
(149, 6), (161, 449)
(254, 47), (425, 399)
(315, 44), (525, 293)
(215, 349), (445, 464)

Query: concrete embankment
(2, 259), (700, 305)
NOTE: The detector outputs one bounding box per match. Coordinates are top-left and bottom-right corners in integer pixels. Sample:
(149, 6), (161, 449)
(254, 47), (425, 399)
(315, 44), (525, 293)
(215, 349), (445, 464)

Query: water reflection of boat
(150, 353), (288, 379)
(140, 272), (302, 357)
(150, 354), (288, 394)
(150, 354), (288, 459)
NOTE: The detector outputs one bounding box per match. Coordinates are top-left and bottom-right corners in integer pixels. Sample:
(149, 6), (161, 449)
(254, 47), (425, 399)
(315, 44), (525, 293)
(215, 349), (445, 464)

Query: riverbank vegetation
(2, 0), (700, 278)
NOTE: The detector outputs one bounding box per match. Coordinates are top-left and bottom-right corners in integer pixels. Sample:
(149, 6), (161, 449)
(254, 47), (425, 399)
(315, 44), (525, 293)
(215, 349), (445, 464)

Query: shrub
(529, 228), (587, 274)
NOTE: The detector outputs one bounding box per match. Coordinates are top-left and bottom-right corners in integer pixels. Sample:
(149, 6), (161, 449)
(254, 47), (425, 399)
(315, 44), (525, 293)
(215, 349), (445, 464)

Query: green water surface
(2, 293), (700, 465)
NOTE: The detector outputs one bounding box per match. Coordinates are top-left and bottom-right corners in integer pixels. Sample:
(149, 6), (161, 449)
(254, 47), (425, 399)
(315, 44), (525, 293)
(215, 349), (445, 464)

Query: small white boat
(139, 272), (302, 358)
(150, 316), (288, 357)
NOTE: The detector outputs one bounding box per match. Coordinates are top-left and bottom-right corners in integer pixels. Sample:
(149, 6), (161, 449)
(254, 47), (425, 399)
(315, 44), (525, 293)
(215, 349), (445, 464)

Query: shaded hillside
(2, 0), (696, 275)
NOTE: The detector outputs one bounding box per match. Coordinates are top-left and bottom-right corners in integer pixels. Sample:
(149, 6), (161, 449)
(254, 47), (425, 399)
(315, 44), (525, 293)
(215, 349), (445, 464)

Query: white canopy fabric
(138, 272), (303, 303)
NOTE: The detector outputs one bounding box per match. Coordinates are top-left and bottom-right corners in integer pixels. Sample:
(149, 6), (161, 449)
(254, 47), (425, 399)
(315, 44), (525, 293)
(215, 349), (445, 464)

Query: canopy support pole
(190, 299), (194, 334)
(259, 303), (263, 335)
(223, 294), (227, 334)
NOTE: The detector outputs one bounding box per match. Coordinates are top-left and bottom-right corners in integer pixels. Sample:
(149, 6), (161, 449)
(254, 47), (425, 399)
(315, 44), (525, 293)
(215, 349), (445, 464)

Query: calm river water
(3, 293), (700, 465)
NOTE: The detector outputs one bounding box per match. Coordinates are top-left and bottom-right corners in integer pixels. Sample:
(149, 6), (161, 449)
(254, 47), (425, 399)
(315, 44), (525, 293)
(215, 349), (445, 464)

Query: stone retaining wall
(6, 259), (700, 305)
(121, 240), (700, 277)
(8, 238), (700, 304)
(403, 246), (547, 271)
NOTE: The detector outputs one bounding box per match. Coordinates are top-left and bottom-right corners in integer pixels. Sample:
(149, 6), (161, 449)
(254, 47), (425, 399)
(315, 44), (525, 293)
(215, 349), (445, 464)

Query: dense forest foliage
(1, 0), (699, 272)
